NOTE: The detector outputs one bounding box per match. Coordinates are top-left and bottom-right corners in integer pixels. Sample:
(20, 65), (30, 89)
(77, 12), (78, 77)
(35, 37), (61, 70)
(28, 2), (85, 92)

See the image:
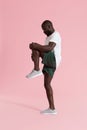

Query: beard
(44, 30), (52, 36)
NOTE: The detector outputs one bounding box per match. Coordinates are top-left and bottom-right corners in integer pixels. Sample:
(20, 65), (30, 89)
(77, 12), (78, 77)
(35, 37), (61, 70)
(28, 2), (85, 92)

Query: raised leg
(31, 50), (40, 71)
(26, 49), (44, 78)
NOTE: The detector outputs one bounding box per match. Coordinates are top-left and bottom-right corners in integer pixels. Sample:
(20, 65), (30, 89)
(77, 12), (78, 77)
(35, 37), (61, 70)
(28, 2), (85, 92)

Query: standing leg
(44, 71), (55, 110)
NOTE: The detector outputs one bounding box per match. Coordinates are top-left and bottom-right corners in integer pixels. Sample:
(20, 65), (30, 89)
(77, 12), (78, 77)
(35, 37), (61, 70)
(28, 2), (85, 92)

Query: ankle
(49, 106), (55, 110)
(34, 68), (40, 71)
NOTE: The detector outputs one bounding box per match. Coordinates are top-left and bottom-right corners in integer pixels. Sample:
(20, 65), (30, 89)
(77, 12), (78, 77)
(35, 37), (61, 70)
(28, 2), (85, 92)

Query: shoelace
(30, 70), (35, 74)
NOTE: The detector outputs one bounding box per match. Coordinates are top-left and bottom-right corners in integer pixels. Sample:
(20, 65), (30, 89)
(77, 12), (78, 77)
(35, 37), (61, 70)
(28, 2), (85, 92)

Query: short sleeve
(49, 33), (61, 44)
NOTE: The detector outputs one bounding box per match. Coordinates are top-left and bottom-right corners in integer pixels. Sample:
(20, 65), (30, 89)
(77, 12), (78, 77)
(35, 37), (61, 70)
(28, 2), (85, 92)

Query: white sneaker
(40, 108), (57, 115)
(26, 69), (42, 79)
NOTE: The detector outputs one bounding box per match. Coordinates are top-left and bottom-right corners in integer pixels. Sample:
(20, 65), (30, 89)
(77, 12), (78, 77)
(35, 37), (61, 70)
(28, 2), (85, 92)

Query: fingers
(29, 43), (33, 49)
(29, 42), (38, 49)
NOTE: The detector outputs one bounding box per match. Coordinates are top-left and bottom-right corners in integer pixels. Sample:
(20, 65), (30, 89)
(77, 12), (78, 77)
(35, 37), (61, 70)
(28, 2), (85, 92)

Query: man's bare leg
(44, 71), (55, 110)
(40, 71), (57, 114)
(31, 49), (40, 71)
(26, 49), (44, 78)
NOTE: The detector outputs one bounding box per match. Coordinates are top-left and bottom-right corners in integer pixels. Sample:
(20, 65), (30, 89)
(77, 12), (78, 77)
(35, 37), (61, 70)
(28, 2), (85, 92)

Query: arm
(29, 42), (56, 52)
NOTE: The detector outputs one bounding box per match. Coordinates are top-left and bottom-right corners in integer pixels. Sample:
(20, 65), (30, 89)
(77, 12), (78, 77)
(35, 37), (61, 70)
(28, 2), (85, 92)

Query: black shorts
(42, 51), (56, 77)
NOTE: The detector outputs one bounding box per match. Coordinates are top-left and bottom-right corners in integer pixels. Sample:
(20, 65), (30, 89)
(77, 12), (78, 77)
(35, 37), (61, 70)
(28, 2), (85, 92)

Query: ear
(47, 25), (51, 29)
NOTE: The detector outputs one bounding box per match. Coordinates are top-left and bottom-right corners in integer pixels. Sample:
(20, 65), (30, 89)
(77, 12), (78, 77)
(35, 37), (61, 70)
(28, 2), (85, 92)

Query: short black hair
(41, 20), (53, 28)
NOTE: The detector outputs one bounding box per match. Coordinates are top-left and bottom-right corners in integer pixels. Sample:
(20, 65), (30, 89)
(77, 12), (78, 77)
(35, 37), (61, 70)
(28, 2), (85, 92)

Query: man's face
(42, 25), (52, 36)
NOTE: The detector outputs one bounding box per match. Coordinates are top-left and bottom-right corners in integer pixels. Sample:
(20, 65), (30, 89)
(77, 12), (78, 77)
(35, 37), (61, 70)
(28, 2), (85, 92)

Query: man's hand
(29, 42), (56, 52)
(29, 42), (39, 50)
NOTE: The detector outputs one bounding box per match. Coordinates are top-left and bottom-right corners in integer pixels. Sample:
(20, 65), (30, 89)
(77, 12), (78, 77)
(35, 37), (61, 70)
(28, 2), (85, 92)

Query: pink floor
(0, 70), (87, 130)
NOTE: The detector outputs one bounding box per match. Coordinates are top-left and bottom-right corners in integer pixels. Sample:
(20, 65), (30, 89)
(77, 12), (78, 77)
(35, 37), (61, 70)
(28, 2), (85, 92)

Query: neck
(47, 29), (55, 36)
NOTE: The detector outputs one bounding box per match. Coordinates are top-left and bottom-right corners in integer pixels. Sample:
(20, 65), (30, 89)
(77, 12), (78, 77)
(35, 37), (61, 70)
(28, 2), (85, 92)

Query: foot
(26, 69), (42, 79)
(40, 108), (57, 115)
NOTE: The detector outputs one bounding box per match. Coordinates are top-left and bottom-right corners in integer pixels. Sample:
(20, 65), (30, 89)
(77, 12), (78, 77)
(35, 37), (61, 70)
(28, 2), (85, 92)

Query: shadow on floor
(0, 98), (41, 112)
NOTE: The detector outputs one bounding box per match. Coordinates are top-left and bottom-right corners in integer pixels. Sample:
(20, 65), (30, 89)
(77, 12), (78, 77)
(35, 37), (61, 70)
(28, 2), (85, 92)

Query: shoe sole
(40, 112), (57, 115)
(26, 73), (43, 79)
(40, 110), (57, 115)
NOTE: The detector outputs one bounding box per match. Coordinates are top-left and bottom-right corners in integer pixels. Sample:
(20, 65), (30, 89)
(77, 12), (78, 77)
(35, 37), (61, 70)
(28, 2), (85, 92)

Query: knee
(32, 50), (39, 56)
(44, 82), (50, 90)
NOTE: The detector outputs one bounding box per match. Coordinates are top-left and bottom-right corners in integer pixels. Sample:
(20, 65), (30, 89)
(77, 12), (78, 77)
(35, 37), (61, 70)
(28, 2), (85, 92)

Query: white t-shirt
(45, 31), (62, 67)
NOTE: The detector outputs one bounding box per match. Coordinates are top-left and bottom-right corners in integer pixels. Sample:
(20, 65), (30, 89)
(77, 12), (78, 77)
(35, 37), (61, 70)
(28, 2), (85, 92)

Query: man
(26, 20), (62, 114)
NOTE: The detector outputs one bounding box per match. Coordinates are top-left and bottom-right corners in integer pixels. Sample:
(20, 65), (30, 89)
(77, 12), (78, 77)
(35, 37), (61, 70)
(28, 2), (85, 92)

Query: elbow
(49, 47), (54, 51)
(48, 42), (56, 51)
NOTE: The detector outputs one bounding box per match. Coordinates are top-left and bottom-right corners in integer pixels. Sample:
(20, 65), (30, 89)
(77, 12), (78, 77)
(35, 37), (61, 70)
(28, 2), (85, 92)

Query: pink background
(0, 0), (87, 130)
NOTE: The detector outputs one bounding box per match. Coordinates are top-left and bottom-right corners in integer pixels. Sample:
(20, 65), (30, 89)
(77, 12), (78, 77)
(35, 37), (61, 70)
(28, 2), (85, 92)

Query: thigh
(44, 71), (53, 86)
(42, 65), (56, 78)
